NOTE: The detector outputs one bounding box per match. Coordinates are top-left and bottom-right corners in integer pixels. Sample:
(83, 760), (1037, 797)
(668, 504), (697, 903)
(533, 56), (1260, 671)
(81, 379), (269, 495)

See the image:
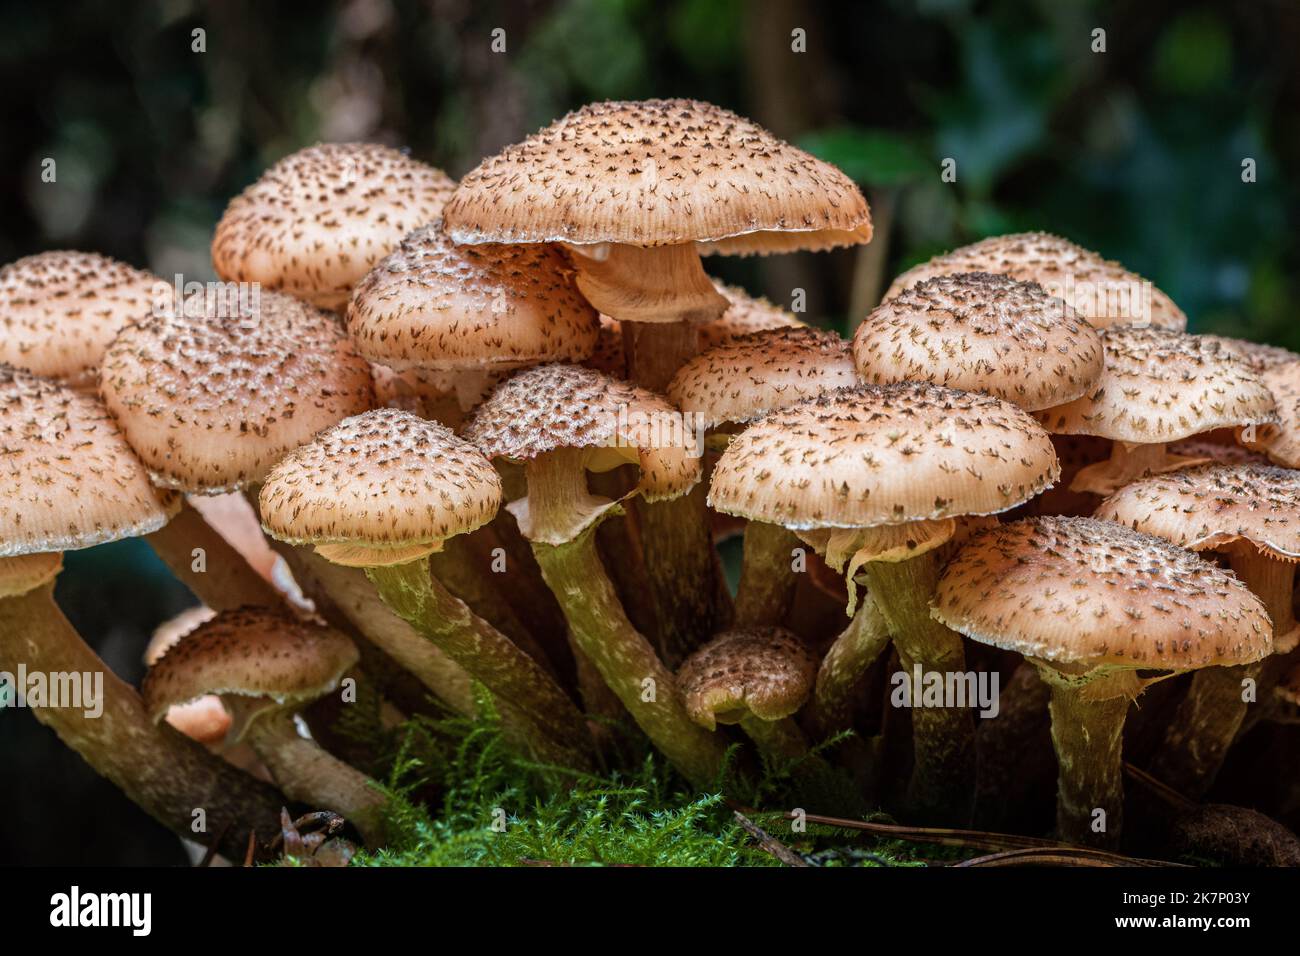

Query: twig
(733, 810), (810, 867)
(955, 847), (1187, 868)
(243, 829), (257, 867)
(1124, 762), (1197, 811)
(197, 821), (230, 868)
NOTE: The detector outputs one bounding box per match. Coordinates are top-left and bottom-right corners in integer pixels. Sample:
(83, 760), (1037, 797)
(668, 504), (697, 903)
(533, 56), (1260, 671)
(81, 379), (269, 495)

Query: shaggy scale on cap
(0, 251), (164, 385)
(1247, 361), (1300, 468)
(0, 367), (178, 557)
(259, 409), (502, 567)
(212, 143), (456, 311)
(1035, 327), (1278, 443)
(853, 272), (1103, 411)
(708, 383), (1060, 530)
(1095, 464), (1300, 558)
(346, 223), (599, 371)
(676, 627), (817, 731)
(668, 327), (858, 427)
(932, 516), (1272, 670)
(142, 607), (358, 721)
(0, 552), (63, 599)
(886, 232), (1186, 331)
(461, 363), (700, 501)
(442, 99), (872, 254)
(101, 291), (374, 493)
(699, 281), (803, 348)
(1205, 336), (1300, 374)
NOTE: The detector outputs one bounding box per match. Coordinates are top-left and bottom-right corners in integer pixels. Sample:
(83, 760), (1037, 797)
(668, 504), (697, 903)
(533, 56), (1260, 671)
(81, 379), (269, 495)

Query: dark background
(1, 0), (1297, 864)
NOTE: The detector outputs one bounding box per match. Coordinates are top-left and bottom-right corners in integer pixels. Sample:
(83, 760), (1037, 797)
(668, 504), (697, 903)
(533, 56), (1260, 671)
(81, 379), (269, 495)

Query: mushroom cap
(142, 607), (358, 720)
(1248, 361), (1300, 468)
(0, 552), (63, 599)
(676, 626), (817, 731)
(582, 315), (627, 376)
(346, 222), (599, 372)
(1167, 437), (1270, 467)
(699, 281), (804, 348)
(0, 367), (179, 556)
(1095, 463), (1300, 559)
(1204, 336), (1300, 374)
(461, 363), (701, 502)
(100, 291), (374, 493)
(668, 327), (858, 427)
(442, 99), (872, 253)
(932, 516), (1273, 670)
(708, 383), (1060, 531)
(259, 408), (502, 566)
(853, 272), (1104, 411)
(0, 251), (165, 386)
(886, 232), (1186, 331)
(1034, 327), (1278, 443)
(212, 143), (456, 311)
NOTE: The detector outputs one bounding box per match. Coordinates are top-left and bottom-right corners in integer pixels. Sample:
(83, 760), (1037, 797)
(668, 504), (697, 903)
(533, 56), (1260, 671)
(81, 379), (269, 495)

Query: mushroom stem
(1042, 668), (1131, 850)
(530, 521), (729, 787)
(734, 521), (802, 627)
(860, 551), (975, 824)
(739, 714), (809, 764)
(365, 557), (595, 771)
(1070, 441), (1205, 497)
(227, 701), (388, 846)
(1151, 546), (1290, 796)
(622, 321), (701, 394)
(146, 499), (283, 610)
(0, 583), (286, 860)
(806, 596), (891, 736)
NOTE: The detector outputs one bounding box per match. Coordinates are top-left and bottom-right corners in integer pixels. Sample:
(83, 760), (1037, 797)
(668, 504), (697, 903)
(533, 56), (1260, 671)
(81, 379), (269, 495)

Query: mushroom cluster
(5, 100), (1300, 864)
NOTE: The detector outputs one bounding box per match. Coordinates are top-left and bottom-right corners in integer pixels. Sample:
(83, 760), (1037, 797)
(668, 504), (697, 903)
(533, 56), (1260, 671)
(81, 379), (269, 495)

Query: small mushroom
(1035, 327), (1278, 495)
(212, 142), (456, 311)
(933, 516), (1272, 848)
(258, 407), (593, 771)
(142, 608), (387, 845)
(677, 627), (817, 764)
(1245, 360), (1300, 468)
(885, 232), (1187, 332)
(1096, 463), (1300, 794)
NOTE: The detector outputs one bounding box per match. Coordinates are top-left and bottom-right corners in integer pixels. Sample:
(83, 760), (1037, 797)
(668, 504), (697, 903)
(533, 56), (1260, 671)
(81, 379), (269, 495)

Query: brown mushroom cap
(442, 99), (872, 254)
(0, 251), (165, 386)
(699, 281), (804, 348)
(886, 232), (1186, 331)
(582, 315), (627, 376)
(932, 516), (1272, 670)
(1247, 361), (1300, 468)
(259, 408), (502, 567)
(668, 327), (858, 427)
(0, 552), (63, 599)
(1034, 327), (1278, 443)
(1204, 336), (1300, 374)
(212, 143), (456, 311)
(461, 363), (701, 502)
(676, 626), (817, 731)
(1095, 463), (1300, 558)
(346, 222), (599, 372)
(100, 291), (374, 493)
(853, 272), (1104, 411)
(708, 383), (1060, 530)
(142, 607), (358, 721)
(0, 367), (178, 556)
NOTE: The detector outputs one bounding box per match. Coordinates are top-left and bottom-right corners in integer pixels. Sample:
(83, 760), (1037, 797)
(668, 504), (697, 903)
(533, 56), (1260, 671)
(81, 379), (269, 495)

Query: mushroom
(677, 627), (817, 763)
(0, 371), (284, 856)
(885, 232), (1187, 332)
(1095, 463), (1300, 794)
(0, 250), (163, 390)
(1034, 327), (1278, 496)
(143, 606), (227, 748)
(212, 142), (456, 311)
(932, 516), (1272, 848)
(668, 327), (859, 626)
(258, 407), (593, 771)
(853, 271), (1104, 411)
(1204, 336), (1300, 374)
(1245, 360), (1300, 467)
(710, 383), (1060, 822)
(346, 221), (601, 416)
(461, 363), (727, 786)
(142, 607), (387, 844)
